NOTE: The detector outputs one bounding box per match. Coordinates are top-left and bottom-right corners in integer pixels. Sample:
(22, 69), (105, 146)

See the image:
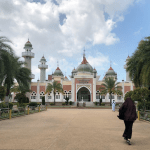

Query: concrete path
(0, 109), (150, 150)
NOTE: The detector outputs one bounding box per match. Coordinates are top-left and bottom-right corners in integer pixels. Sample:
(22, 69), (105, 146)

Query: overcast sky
(0, 0), (149, 82)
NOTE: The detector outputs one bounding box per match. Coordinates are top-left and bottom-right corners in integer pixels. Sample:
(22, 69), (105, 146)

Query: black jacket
(118, 98), (138, 121)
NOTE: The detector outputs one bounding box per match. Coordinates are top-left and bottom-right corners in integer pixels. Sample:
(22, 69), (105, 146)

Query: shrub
(42, 97), (45, 105)
(37, 102), (41, 106)
(146, 101), (150, 110)
(69, 101), (73, 105)
(15, 93), (29, 103)
(29, 102), (38, 107)
(19, 103), (28, 108)
(50, 103), (55, 106)
(94, 102), (98, 106)
(101, 103), (105, 106)
(62, 102), (66, 106)
(0, 102), (7, 108)
(65, 97), (69, 105)
(9, 102), (13, 109)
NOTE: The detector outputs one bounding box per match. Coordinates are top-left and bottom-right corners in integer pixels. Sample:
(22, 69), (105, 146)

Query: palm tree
(45, 81), (63, 105)
(0, 36), (31, 99)
(126, 36), (150, 88)
(100, 77), (122, 106)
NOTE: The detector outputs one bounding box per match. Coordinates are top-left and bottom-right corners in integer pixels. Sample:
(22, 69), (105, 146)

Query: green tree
(124, 91), (134, 101)
(14, 93), (29, 104)
(10, 85), (32, 94)
(45, 81), (63, 105)
(0, 36), (31, 99)
(126, 36), (150, 88)
(0, 86), (6, 100)
(131, 87), (149, 111)
(100, 77), (122, 106)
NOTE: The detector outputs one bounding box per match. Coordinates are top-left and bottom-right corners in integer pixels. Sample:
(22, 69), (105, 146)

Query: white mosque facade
(12, 40), (136, 105)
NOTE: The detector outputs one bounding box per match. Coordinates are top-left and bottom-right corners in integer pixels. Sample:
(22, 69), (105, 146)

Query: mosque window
(117, 96), (122, 100)
(31, 91), (37, 99)
(40, 91), (45, 99)
(101, 95), (105, 99)
(48, 96), (51, 99)
(56, 95), (60, 99)
(109, 95), (114, 99)
(96, 91), (100, 99)
(68, 91), (71, 99)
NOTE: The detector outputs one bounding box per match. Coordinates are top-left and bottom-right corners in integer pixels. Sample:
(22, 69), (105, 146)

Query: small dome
(25, 40), (32, 47)
(93, 68), (97, 73)
(106, 67), (117, 75)
(54, 67), (63, 76)
(72, 68), (77, 73)
(40, 56), (46, 62)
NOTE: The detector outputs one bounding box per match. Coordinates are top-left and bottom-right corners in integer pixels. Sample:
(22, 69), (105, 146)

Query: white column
(122, 80), (124, 102)
(93, 78), (96, 102)
(37, 81), (40, 102)
(71, 78), (75, 102)
(131, 81), (133, 91)
(45, 82), (47, 102)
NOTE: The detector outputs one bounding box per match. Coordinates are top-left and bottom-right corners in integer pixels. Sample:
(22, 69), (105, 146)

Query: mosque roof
(53, 67), (63, 76)
(25, 40), (32, 48)
(105, 67), (117, 75)
(75, 55), (94, 73)
(40, 56), (46, 62)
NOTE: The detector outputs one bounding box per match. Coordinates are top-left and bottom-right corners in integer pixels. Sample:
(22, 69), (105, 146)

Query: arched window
(56, 90), (60, 99)
(40, 91), (45, 99)
(96, 91), (100, 99)
(68, 91), (71, 99)
(31, 91), (37, 99)
(63, 91), (67, 99)
(117, 95), (122, 100)
(48, 92), (52, 99)
(109, 94), (114, 99)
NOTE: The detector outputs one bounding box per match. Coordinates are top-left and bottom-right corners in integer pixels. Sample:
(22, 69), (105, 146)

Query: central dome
(75, 56), (93, 73)
(53, 67), (63, 76)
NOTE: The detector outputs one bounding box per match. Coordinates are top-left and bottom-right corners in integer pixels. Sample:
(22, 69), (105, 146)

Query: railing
(38, 64), (48, 69)
(0, 105), (47, 120)
(30, 74), (35, 79)
(22, 52), (34, 58)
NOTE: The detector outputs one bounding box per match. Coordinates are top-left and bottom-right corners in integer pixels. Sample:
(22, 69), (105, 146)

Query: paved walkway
(0, 109), (150, 150)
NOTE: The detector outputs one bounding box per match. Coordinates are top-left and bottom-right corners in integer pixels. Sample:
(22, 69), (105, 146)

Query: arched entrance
(77, 87), (91, 102)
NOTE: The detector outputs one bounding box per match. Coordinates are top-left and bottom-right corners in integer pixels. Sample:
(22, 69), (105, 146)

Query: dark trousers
(123, 120), (133, 139)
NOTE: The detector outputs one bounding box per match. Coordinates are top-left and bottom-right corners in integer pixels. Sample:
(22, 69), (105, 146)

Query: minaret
(124, 55), (131, 81)
(22, 39), (35, 79)
(38, 56), (48, 82)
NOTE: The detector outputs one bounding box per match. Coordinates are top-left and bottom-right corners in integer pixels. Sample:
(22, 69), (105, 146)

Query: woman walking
(117, 97), (138, 145)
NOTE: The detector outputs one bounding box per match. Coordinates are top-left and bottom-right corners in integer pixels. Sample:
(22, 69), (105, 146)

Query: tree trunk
(54, 93), (55, 105)
(110, 94), (112, 106)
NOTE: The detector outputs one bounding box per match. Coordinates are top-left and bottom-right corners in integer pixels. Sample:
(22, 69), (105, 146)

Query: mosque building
(13, 40), (135, 106)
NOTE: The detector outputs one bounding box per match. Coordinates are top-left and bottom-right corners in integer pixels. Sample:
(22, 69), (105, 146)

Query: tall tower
(38, 56), (48, 82)
(22, 39), (35, 79)
(124, 56), (131, 81)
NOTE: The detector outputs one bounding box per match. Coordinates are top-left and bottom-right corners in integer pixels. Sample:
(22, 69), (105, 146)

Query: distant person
(112, 100), (116, 112)
(117, 97), (138, 145)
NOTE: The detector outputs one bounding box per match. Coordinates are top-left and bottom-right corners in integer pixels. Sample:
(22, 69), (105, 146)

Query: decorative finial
(57, 60), (59, 67)
(83, 48), (85, 58)
(65, 72), (66, 76)
(110, 60), (112, 67)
